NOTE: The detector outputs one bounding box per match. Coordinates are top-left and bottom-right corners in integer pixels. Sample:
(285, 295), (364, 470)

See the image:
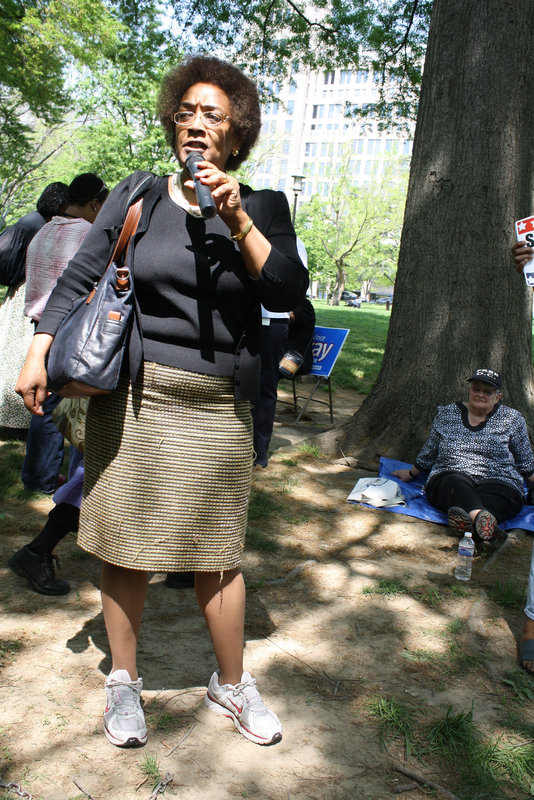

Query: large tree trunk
(321, 0), (534, 465)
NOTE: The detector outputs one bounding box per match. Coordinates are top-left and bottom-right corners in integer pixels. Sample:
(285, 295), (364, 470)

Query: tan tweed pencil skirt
(77, 361), (253, 572)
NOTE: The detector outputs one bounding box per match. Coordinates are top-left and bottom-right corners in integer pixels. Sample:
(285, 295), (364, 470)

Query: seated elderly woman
(394, 368), (534, 550)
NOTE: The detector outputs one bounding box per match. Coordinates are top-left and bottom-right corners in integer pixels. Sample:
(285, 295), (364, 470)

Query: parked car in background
(375, 297), (393, 305)
(341, 290), (359, 303)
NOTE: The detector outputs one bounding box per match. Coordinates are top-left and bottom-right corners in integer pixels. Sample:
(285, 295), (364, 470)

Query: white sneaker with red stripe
(104, 669), (147, 747)
(205, 670), (282, 746)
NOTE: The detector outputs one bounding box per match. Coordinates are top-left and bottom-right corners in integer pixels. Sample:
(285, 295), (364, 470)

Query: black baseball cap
(467, 368), (503, 390)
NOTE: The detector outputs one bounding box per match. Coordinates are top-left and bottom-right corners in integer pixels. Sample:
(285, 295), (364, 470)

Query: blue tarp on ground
(348, 457), (534, 532)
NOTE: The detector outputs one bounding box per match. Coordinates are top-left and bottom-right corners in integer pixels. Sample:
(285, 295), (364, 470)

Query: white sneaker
(104, 669), (147, 747)
(205, 670), (282, 746)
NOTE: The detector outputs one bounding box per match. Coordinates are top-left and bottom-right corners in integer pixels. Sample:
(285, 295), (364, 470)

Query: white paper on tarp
(347, 477), (406, 508)
(515, 215), (534, 287)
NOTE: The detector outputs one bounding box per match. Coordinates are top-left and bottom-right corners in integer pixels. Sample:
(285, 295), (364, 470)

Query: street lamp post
(291, 174), (305, 225)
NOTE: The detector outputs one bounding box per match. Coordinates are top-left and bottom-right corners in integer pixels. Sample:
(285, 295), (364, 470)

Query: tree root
(390, 763), (461, 800)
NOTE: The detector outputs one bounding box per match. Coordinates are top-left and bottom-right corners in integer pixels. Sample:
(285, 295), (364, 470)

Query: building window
(368, 139), (381, 154)
(282, 140), (290, 154)
(324, 70), (335, 84)
(285, 119), (293, 134)
(278, 178), (286, 190)
(356, 70), (368, 83)
(340, 70), (352, 84)
(305, 142), (317, 157)
(353, 139), (364, 153)
(312, 104), (325, 119)
(385, 139), (398, 153)
(287, 100), (295, 115)
(403, 140), (413, 154)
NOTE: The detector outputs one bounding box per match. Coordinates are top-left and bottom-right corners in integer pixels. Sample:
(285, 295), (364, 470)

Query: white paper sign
(515, 215), (534, 287)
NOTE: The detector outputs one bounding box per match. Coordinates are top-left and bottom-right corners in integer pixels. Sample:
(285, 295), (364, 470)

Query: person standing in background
(252, 238), (309, 468)
(21, 173), (108, 494)
(0, 183), (69, 435)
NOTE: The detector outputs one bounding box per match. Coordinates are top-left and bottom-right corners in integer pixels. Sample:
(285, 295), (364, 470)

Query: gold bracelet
(230, 217), (253, 241)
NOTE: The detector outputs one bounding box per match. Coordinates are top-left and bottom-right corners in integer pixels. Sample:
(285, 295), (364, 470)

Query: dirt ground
(1, 386), (533, 800)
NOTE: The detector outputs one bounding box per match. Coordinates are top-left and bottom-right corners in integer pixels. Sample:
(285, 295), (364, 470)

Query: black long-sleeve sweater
(38, 173), (308, 400)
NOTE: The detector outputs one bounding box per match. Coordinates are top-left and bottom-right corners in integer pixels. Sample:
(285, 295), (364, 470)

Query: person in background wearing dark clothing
(20, 174), (108, 494)
(252, 239), (312, 468)
(8, 456), (84, 595)
(0, 183), (69, 434)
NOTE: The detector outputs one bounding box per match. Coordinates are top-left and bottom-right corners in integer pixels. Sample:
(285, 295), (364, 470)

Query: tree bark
(321, 0), (534, 464)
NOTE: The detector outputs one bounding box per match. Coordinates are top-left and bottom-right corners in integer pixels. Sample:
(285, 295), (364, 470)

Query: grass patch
(488, 579), (526, 610)
(423, 705), (534, 799)
(450, 583), (472, 597)
(280, 456), (299, 467)
(246, 526), (279, 552)
(362, 578), (406, 597)
(367, 695), (417, 757)
(297, 442), (322, 459)
(148, 712), (182, 732)
(502, 670), (534, 705)
(412, 584), (443, 608)
(247, 487), (279, 520)
(139, 753), (161, 790)
(403, 618), (480, 676)
(313, 301), (391, 394)
(0, 639), (22, 668)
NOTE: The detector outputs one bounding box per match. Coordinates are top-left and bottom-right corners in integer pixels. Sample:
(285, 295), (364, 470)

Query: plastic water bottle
(454, 532), (475, 581)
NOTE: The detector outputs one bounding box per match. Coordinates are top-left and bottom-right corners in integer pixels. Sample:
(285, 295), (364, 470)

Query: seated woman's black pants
(425, 471), (523, 523)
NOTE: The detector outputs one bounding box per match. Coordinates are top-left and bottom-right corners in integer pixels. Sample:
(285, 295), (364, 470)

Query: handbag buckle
(115, 267), (130, 292)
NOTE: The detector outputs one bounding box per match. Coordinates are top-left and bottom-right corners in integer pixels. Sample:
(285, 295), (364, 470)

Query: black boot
(8, 546), (70, 595)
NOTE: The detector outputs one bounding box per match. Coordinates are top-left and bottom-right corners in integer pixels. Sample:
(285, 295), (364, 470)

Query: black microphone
(184, 152), (217, 218)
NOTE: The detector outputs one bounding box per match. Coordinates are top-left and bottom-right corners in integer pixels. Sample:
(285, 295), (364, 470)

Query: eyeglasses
(172, 110), (230, 128)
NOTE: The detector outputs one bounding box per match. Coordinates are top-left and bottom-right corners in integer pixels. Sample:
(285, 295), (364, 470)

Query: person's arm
(393, 465), (421, 483)
(185, 161), (308, 311)
(15, 333), (54, 414)
(511, 240), (534, 273)
(508, 413), (534, 480)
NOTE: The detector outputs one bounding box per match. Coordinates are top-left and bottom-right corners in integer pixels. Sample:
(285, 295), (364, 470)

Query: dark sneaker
(447, 506), (473, 536)
(164, 571), (195, 589)
(8, 546), (70, 595)
(474, 510), (508, 549)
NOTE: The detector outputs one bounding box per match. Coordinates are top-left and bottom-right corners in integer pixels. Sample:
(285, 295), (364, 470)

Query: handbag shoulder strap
(109, 196), (143, 267)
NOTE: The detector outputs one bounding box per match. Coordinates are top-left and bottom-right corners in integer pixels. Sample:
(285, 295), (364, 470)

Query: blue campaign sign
(309, 326), (350, 378)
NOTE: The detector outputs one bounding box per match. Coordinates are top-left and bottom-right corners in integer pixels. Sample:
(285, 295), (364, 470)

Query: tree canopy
(1, 0), (433, 224)
(297, 156), (408, 300)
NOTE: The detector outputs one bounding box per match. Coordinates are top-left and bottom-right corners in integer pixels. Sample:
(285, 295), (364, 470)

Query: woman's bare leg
(195, 567), (245, 685)
(101, 563), (148, 680)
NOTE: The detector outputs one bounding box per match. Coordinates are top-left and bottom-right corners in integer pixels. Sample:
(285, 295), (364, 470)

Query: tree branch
(386, 0), (420, 59)
(282, 0), (338, 40)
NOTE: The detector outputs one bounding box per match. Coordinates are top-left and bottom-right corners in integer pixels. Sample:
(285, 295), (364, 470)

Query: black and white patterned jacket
(414, 402), (534, 495)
